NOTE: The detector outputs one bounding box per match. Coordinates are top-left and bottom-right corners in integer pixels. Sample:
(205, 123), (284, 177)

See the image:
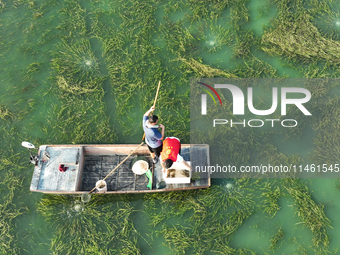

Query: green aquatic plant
(198, 181), (256, 215)
(20, 0), (60, 48)
(201, 23), (233, 53)
(269, 227), (284, 251)
(158, 225), (193, 254)
(227, 0), (257, 60)
(0, 170), (26, 254)
(260, 183), (283, 217)
(308, 0), (340, 42)
(229, 0), (250, 26)
(208, 209), (254, 254)
(98, 2), (197, 141)
(0, 105), (11, 120)
(0, 0), (5, 11)
(37, 195), (141, 254)
(311, 97), (340, 166)
(163, 0), (185, 15)
(26, 61), (41, 74)
(47, 35), (115, 144)
(144, 190), (200, 227)
(146, 183), (256, 254)
(232, 30), (255, 59)
(232, 56), (280, 78)
(44, 96), (115, 144)
(261, 12), (340, 64)
(179, 57), (237, 77)
(51, 38), (104, 95)
(58, 0), (87, 37)
(56, 75), (103, 94)
(161, 17), (199, 57)
(186, 0), (229, 21)
(282, 179), (331, 252)
(118, 238), (141, 255)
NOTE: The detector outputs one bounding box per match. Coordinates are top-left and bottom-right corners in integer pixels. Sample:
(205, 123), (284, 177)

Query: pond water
(1, 0), (340, 254)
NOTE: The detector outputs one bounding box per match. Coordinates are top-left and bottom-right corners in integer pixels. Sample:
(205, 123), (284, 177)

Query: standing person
(143, 106), (164, 163)
(160, 137), (191, 173)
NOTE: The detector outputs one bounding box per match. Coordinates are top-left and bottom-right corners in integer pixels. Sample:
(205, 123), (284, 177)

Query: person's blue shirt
(143, 116), (162, 148)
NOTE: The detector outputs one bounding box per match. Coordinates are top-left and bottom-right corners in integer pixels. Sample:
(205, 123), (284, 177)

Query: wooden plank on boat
(33, 146), (84, 192)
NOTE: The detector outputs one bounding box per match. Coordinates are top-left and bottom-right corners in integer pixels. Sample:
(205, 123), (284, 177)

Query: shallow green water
(1, 0), (340, 254)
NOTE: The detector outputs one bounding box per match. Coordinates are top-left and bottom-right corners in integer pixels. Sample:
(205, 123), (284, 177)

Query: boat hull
(30, 144), (210, 194)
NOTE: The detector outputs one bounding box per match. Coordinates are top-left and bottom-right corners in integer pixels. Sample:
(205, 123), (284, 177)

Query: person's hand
(158, 124), (164, 129)
(162, 168), (166, 173)
(150, 106), (155, 111)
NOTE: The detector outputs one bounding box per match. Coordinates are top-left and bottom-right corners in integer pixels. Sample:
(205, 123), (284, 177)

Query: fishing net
(81, 192), (91, 203)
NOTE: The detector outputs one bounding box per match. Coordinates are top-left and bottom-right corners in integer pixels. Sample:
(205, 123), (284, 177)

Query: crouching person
(160, 137), (191, 173)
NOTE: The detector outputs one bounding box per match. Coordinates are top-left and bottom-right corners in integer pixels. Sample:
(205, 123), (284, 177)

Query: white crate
(164, 162), (191, 184)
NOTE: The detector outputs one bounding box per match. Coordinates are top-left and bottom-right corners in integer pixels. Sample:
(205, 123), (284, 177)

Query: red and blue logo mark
(198, 82), (222, 106)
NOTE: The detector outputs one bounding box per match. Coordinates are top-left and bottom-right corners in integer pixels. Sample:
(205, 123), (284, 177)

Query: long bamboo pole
(143, 80), (161, 140)
(153, 80), (161, 108)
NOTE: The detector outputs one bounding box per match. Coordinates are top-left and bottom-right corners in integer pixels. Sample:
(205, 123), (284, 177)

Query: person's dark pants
(147, 143), (163, 158)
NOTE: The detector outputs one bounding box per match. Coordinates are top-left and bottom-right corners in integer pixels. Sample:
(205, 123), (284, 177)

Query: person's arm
(144, 106), (155, 117)
(177, 154), (191, 171)
(182, 160), (192, 171)
(158, 124), (165, 140)
(161, 161), (166, 173)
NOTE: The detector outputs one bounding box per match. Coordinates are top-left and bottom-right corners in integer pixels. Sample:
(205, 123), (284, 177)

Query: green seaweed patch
(161, 17), (200, 57)
(23, 62), (42, 82)
(144, 179), (260, 253)
(51, 38), (104, 95)
(58, 0), (87, 37)
(37, 195), (142, 254)
(0, 105), (12, 120)
(311, 97), (340, 165)
(0, 171), (26, 254)
(157, 225), (193, 254)
(144, 190), (201, 227)
(56, 75), (105, 95)
(261, 13), (340, 65)
(186, 0), (230, 21)
(0, 0), (5, 12)
(179, 57), (237, 78)
(260, 182), (283, 217)
(269, 227), (284, 251)
(282, 179), (331, 252)
(232, 56), (280, 78)
(44, 96), (115, 144)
